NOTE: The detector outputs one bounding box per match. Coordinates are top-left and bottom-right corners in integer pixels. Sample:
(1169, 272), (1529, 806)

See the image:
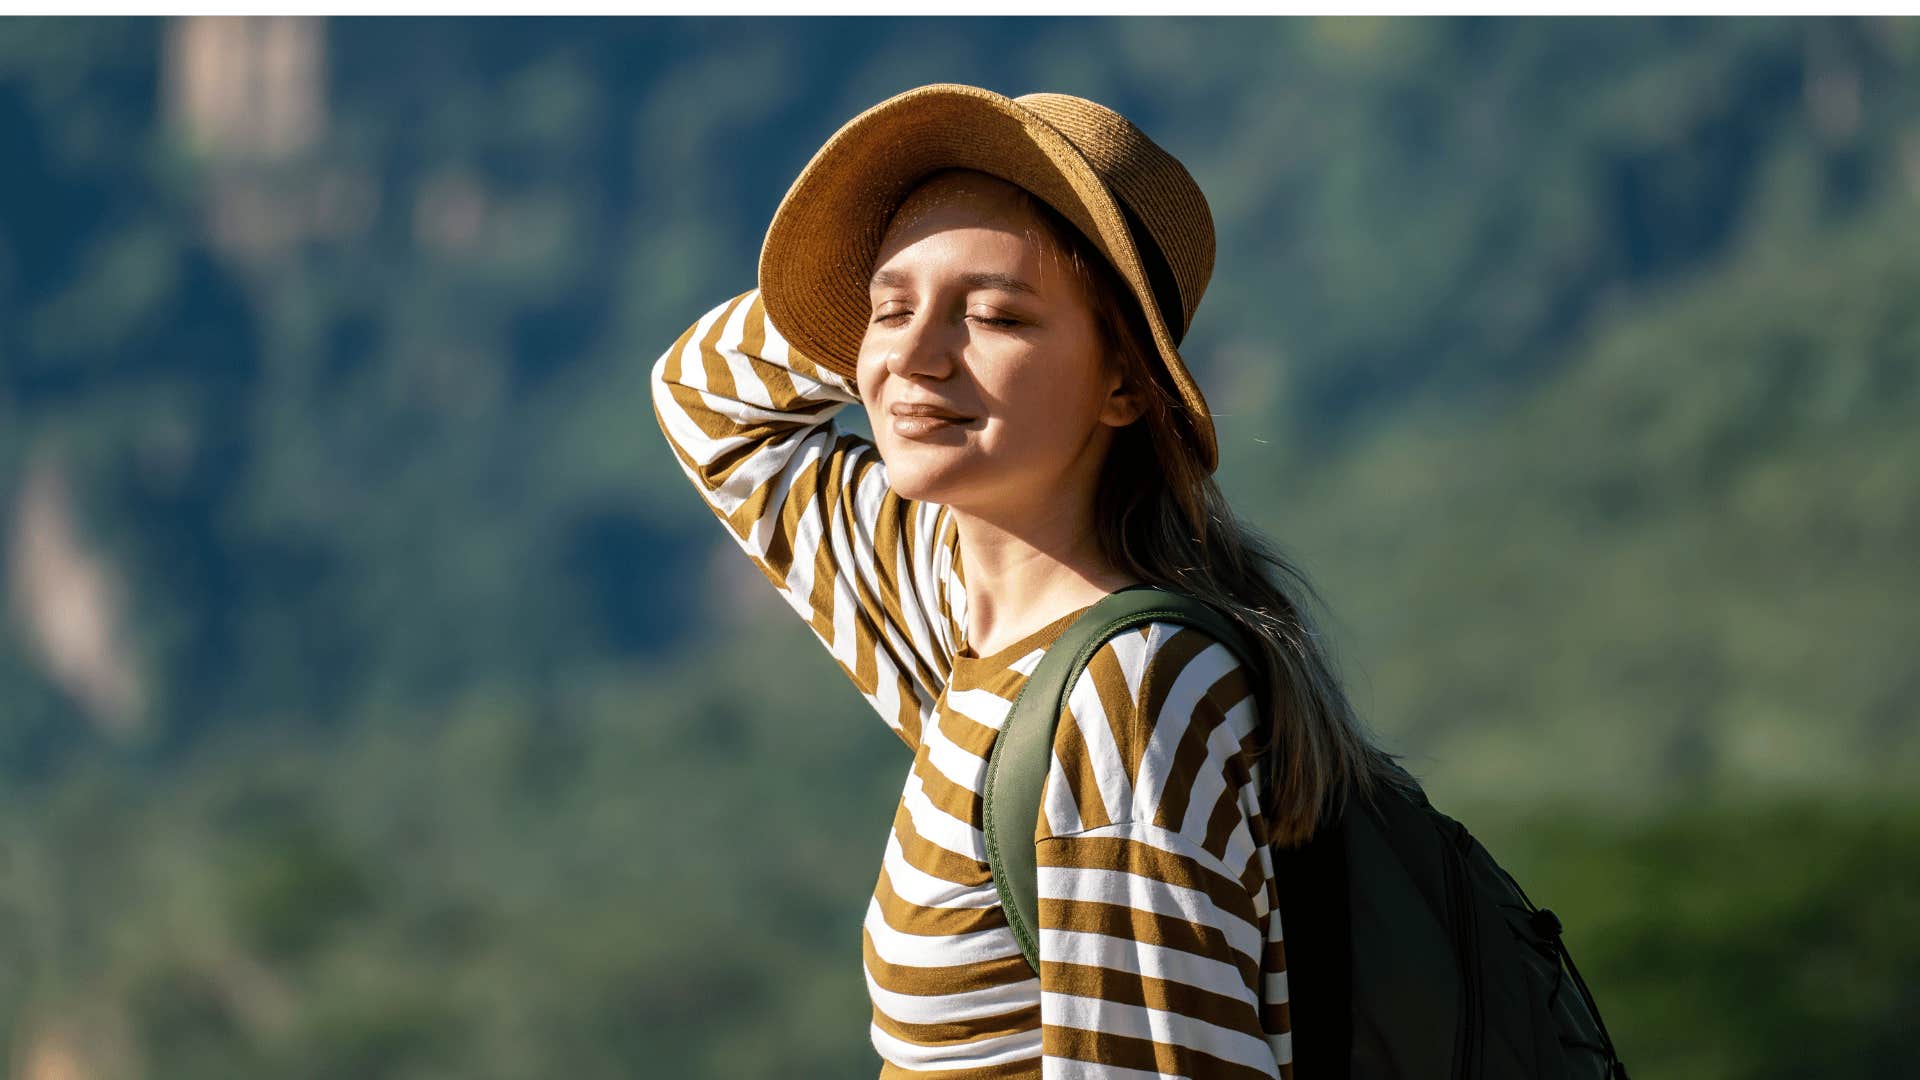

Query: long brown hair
(1014, 183), (1421, 848)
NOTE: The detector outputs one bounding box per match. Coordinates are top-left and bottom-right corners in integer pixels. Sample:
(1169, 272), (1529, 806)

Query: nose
(884, 309), (960, 382)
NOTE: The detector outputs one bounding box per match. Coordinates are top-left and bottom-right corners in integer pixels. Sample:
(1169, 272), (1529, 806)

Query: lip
(889, 413), (969, 441)
(889, 403), (975, 422)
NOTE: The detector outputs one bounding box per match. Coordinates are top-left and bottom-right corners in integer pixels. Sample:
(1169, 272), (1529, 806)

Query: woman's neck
(949, 496), (1137, 658)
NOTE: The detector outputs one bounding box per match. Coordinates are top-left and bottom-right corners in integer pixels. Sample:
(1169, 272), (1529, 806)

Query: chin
(879, 470), (955, 505)
(875, 448), (974, 506)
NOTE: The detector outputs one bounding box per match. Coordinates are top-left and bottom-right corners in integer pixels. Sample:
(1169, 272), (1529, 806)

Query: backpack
(981, 584), (1630, 1079)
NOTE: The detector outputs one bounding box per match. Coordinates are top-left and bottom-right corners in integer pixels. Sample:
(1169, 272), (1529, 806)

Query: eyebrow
(868, 268), (1040, 297)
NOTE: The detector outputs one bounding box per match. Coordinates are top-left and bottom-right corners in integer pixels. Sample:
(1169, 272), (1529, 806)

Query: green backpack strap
(982, 584), (1265, 972)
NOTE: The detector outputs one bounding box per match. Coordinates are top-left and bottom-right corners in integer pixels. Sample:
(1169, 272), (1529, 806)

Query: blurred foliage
(0, 15), (1916, 1079)
(1474, 796), (1920, 1080)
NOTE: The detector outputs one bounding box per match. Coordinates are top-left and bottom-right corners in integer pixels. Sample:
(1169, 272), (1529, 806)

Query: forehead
(888, 169), (1030, 226)
(874, 172), (1073, 280)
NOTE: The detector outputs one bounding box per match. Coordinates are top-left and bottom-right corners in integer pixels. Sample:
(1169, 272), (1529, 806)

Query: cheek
(1007, 361), (1104, 434)
(854, 327), (897, 392)
(854, 356), (891, 435)
(853, 353), (880, 403)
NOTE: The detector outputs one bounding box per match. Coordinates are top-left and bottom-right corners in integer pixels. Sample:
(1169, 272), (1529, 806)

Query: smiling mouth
(888, 412), (977, 438)
(890, 406), (974, 422)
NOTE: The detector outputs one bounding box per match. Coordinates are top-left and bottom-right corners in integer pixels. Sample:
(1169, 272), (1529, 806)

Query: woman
(652, 84), (1412, 1079)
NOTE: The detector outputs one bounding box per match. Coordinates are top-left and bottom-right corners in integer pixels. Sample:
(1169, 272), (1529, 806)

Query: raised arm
(1034, 623), (1290, 1079)
(649, 289), (963, 751)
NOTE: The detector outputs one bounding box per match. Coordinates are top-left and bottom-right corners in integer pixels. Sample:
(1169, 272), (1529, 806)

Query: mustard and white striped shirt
(651, 289), (1292, 1079)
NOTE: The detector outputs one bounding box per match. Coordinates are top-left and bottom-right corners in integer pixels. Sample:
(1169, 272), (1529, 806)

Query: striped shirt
(651, 289), (1292, 1079)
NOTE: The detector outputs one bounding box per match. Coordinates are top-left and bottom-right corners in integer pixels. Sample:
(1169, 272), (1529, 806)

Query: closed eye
(871, 312), (1020, 329)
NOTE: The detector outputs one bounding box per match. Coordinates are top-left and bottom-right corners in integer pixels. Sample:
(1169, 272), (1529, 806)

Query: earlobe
(1102, 382), (1144, 427)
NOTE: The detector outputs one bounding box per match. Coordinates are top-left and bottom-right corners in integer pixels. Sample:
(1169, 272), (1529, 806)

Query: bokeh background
(2, 15), (1917, 1079)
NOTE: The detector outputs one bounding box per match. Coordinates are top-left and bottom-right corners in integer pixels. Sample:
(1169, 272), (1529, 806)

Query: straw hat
(757, 82), (1223, 473)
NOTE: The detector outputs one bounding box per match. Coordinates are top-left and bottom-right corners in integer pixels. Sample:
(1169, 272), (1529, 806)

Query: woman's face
(857, 170), (1140, 516)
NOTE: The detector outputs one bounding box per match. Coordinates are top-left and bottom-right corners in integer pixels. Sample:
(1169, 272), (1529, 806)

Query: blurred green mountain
(1282, 189), (1920, 809)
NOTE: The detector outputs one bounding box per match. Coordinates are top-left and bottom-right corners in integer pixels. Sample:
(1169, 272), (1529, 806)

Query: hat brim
(757, 83), (1219, 473)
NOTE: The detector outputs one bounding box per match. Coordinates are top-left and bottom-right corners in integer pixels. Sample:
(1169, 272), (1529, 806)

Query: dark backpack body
(981, 585), (1629, 1079)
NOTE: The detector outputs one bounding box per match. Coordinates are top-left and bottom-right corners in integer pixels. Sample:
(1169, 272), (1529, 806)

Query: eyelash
(872, 312), (1020, 329)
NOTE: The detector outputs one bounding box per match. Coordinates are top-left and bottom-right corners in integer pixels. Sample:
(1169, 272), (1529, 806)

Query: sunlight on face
(856, 170), (1138, 517)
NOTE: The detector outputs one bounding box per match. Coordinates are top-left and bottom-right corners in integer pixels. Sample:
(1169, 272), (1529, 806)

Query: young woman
(652, 84), (1412, 1079)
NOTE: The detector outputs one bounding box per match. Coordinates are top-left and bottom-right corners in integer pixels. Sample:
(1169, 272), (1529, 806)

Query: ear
(1099, 370), (1144, 427)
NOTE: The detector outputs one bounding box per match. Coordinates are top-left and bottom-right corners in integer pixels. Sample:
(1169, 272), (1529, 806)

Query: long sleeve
(649, 288), (965, 751)
(1033, 622), (1291, 1079)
